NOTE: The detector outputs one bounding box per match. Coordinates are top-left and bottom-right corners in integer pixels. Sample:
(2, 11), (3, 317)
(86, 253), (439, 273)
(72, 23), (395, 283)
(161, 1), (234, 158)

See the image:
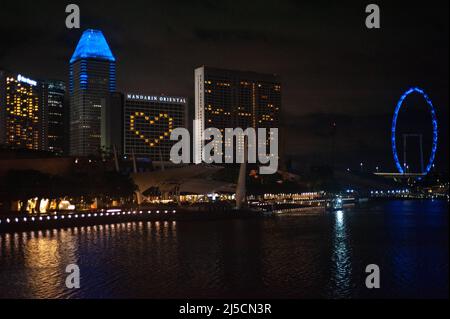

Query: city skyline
(0, 0), (448, 172)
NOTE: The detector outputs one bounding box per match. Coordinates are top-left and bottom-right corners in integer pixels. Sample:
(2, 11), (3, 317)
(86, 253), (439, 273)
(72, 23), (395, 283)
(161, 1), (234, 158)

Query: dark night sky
(0, 0), (448, 172)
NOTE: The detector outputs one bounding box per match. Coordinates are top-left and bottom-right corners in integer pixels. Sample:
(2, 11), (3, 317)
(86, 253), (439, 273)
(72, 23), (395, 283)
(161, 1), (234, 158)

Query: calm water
(0, 200), (448, 299)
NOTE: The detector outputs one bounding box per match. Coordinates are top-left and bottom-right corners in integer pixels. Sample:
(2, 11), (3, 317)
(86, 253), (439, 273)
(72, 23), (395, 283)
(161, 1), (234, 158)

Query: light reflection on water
(0, 201), (448, 299)
(330, 210), (352, 298)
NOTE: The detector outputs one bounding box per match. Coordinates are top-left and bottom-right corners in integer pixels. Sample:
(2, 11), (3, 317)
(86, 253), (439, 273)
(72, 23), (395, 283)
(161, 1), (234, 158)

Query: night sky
(0, 0), (448, 172)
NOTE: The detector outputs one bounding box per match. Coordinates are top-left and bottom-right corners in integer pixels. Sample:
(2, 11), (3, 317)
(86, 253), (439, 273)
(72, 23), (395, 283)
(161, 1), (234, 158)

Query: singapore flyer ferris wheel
(391, 87), (438, 176)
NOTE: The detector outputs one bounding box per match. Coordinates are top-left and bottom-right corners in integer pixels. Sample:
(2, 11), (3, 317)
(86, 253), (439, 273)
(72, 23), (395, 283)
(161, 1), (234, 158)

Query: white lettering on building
(127, 93), (186, 104)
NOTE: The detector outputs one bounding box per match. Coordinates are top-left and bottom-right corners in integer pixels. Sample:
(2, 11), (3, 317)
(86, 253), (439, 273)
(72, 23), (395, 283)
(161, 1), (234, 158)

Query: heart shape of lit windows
(130, 112), (174, 148)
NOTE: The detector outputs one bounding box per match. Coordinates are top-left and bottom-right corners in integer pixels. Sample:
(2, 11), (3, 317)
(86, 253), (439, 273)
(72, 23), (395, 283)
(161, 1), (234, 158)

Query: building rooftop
(196, 65), (280, 82)
(70, 29), (115, 63)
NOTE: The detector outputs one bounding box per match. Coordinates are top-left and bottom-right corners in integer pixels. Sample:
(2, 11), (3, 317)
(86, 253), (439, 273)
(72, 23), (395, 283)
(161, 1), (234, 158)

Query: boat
(325, 196), (344, 211)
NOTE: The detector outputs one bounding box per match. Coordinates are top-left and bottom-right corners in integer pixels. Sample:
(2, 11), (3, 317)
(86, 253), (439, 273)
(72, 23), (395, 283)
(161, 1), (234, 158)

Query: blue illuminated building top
(70, 29), (115, 63)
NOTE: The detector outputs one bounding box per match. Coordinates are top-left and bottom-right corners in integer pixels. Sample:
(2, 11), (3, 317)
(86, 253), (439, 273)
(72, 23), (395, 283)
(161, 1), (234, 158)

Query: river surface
(0, 200), (448, 299)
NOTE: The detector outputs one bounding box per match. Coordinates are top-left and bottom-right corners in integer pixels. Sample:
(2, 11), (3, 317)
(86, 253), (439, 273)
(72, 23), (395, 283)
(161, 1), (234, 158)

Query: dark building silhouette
(41, 80), (67, 155)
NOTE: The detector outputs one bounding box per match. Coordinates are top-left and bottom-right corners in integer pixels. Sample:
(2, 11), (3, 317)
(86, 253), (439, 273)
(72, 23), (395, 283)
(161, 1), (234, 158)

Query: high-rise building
(69, 29), (116, 156)
(0, 71), (43, 150)
(123, 93), (188, 162)
(41, 80), (66, 155)
(194, 66), (281, 162)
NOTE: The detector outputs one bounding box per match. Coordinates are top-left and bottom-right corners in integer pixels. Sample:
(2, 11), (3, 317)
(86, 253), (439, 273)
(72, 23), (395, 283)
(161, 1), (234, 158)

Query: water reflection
(0, 202), (448, 298)
(330, 210), (352, 298)
(0, 221), (180, 298)
(0, 230), (80, 298)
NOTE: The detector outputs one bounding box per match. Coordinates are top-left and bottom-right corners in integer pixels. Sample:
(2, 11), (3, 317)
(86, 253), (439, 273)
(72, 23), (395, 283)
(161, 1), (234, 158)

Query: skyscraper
(0, 71), (43, 150)
(69, 29), (116, 156)
(41, 80), (66, 155)
(194, 66), (281, 163)
(123, 93), (188, 162)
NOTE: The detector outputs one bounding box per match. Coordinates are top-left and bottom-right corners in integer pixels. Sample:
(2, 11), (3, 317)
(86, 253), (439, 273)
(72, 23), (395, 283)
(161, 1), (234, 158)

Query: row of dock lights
(0, 209), (177, 225)
(370, 189), (409, 195)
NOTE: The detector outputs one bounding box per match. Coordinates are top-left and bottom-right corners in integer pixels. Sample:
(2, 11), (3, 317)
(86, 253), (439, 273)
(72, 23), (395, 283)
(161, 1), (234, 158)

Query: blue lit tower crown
(69, 29), (116, 156)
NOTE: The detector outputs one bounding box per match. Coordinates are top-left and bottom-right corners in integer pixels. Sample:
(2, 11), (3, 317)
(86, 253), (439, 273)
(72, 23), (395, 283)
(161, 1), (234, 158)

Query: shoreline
(1, 198), (448, 234)
(0, 208), (263, 233)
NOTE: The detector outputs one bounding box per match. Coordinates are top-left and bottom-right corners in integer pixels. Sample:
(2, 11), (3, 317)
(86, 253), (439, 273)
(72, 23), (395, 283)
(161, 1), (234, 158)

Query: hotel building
(69, 29), (116, 156)
(194, 66), (281, 163)
(123, 93), (188, 162)
(0, 71), (43, 150)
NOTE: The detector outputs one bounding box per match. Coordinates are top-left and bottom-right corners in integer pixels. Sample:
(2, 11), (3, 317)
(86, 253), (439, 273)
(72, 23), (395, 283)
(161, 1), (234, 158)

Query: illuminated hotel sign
(17, 74), (37, 86)
(126, 93), (186, 104)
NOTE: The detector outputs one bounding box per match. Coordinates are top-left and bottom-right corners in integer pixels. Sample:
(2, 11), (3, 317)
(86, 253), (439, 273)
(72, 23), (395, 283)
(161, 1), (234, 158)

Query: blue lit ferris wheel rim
(391, 87), (438, 175)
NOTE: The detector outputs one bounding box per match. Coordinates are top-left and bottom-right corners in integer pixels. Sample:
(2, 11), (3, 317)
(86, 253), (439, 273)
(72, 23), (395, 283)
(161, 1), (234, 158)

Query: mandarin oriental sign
(127, 93), (186, 104)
